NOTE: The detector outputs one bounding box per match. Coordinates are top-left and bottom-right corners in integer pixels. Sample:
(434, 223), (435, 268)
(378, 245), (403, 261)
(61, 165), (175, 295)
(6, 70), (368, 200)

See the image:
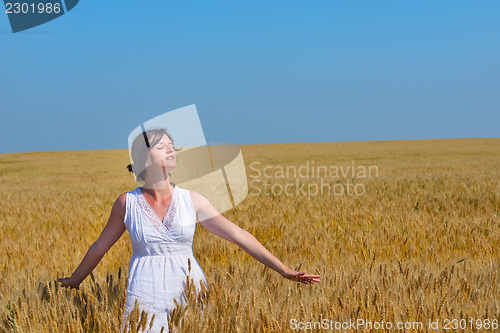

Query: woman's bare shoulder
(188, 190), (221, 222)
(188, 190), (208, 210)
(111, 192), (128, 216)
(116, 192), (128, 204)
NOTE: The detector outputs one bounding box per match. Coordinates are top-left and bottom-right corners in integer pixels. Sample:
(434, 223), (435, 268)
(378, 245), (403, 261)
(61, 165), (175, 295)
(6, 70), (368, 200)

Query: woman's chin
(164, 160), (177, 169)
(156, 159), (177, 168)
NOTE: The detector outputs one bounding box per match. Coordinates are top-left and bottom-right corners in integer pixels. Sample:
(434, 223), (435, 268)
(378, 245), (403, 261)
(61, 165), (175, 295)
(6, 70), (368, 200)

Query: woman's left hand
(280, 268), (321, 284)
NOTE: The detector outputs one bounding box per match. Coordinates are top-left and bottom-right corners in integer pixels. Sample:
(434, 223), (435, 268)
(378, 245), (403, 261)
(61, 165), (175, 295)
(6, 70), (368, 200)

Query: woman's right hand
(55, 194), (127, 293)
(57, 277), (80, 290)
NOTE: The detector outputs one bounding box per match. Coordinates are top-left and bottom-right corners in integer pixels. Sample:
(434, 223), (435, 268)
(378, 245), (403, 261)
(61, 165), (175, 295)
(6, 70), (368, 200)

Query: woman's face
(145, 134), (177, 172)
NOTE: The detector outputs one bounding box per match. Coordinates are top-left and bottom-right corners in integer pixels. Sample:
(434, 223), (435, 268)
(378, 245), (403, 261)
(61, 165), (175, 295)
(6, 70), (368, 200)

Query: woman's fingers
(57, 278), (68, 287)
(288, 271), (321, 284)
(57, 277), (79, 290)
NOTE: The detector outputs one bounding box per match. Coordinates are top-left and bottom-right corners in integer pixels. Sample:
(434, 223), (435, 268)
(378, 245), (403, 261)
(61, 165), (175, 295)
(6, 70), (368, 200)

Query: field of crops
(1, 138), (499, 332)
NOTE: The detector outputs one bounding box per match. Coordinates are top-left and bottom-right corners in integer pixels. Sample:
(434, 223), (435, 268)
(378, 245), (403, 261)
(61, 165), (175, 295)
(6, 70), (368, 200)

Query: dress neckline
(137, 186), (179, 231)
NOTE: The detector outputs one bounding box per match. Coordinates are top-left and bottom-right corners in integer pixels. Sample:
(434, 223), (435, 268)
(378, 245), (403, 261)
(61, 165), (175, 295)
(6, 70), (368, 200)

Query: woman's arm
(57, 193), (127, 289)
(190, 191), (320, 284)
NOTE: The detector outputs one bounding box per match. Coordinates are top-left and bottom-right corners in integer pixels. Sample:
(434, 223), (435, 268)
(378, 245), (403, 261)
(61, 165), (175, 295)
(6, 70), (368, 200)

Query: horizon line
(1, 136), (499, 155)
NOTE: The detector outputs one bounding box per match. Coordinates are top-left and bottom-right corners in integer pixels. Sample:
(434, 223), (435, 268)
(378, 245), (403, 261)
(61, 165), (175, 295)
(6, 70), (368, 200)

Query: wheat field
(0, 138), (499, 332)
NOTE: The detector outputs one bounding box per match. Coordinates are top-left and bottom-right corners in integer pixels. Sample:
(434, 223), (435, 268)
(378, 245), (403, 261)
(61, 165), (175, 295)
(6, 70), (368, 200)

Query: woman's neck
(144, 165), (171, 185)
(141, 180), (174, 201)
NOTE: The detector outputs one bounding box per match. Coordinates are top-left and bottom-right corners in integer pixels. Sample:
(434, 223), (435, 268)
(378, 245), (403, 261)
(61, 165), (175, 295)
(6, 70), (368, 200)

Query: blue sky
(1, 1), (499, 153)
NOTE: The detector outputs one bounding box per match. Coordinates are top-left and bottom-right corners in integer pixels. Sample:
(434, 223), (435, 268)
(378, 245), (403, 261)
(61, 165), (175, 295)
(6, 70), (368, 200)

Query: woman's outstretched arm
(57, 193), (127, 289)
(190, 191), (320, 284)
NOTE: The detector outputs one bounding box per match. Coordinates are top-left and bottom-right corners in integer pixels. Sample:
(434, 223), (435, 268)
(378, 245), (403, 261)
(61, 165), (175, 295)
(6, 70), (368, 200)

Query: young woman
(57, 128), (320, 332)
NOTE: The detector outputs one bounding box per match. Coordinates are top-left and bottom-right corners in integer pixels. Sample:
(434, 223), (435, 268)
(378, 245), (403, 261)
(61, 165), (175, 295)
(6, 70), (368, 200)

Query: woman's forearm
(70, 242), (104, 285)
(233, 229), (288, 275)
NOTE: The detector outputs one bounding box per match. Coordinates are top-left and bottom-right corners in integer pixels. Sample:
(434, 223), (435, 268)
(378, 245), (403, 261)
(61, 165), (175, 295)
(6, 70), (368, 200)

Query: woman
(57, 128), (320, 331)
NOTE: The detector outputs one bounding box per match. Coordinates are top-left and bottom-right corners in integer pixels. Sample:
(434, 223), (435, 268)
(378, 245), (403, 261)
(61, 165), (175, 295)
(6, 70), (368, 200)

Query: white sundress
(120, 186), (207, 333)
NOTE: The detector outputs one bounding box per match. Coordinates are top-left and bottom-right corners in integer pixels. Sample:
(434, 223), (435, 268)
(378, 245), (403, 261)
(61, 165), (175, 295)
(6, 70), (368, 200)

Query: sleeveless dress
(120, 186), (207, 333)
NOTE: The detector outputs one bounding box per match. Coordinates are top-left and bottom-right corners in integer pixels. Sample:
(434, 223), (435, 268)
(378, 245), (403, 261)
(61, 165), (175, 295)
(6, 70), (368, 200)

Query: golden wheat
(0, 139), (499, 332)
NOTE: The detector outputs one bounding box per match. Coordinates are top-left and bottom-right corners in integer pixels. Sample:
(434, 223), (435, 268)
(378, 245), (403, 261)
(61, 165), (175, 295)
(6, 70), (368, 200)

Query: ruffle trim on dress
(136, 188), (180, 232)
